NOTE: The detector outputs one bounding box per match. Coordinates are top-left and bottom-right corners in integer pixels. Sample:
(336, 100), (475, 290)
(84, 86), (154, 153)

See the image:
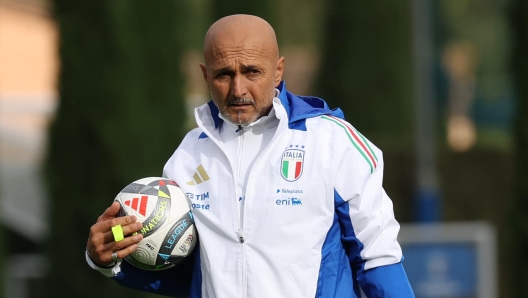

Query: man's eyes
(246, 69), (261, 76)
(215, 71), (231, 78)
(213, 69), (261, 78)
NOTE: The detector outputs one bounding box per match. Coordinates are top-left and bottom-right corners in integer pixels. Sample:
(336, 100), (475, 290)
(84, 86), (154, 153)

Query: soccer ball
(114, 177), (197, 270)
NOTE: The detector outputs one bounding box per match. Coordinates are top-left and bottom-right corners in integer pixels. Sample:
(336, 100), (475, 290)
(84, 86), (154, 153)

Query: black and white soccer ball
(114, 177), (197, 270)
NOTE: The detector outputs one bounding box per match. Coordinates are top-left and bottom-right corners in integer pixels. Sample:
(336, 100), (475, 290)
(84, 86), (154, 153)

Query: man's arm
(335, 187), (414, 298)
(356, 262), (413, 297)
(112, 245), (201, 297)
(332, 124), (414, 297)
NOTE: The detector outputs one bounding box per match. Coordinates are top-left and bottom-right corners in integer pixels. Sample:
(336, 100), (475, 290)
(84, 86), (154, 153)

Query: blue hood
(276, 81), (343, 130)
(205, 81), (343, 131)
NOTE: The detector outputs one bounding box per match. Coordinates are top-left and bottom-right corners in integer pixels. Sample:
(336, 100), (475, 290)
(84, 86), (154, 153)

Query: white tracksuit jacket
(111, 82), (414, 298)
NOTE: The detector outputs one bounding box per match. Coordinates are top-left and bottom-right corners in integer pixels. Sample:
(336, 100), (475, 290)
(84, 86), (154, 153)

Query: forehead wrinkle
(209, 47), (275, 69)
(213, 48), (273, 61)
(207, 39), (277, 61)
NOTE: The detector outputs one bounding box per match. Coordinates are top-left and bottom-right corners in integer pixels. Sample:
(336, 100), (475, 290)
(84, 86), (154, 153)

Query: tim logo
(281, 146), (305, 182)
(275, 197), (303, 206)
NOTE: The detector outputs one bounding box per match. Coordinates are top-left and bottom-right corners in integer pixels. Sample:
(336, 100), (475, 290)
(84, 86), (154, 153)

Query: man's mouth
(228, 98), (255, 107)
(230, 103), (252, 106)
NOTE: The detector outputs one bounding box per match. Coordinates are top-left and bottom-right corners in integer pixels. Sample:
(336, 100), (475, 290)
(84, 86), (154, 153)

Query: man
(86, 14), (415, 298)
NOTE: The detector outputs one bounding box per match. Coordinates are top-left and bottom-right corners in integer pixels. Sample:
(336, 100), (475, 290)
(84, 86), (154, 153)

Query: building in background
(0, 0), (56, 296)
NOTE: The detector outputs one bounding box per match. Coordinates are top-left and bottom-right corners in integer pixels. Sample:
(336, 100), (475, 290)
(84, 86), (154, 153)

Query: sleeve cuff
(85, 249), (122, 278)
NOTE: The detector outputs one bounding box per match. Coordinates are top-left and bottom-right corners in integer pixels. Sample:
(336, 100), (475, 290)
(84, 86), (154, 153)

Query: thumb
(97, 201), (121, 223)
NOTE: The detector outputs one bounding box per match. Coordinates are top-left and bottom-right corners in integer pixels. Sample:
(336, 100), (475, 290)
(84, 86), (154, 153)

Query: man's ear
(274, 57), (285, 87)
(200, 63), (208, 82)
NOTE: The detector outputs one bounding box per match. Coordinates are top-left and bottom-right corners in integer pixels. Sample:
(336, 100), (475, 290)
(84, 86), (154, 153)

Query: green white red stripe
(281, 149), (304, 181)
(321, 115), (378, 173)
(282, 159), (302, 180)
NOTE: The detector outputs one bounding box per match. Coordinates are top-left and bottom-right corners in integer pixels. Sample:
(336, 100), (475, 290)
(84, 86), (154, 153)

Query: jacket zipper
(235, 125), (247, 298)
(235, 125), (245, 243)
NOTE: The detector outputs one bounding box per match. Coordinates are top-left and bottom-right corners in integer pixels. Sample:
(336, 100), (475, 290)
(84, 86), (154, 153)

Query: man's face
(200, 40), (284, 126)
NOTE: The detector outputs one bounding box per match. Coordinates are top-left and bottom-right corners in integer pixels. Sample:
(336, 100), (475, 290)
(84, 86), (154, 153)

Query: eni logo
(275, 197), (303, 206)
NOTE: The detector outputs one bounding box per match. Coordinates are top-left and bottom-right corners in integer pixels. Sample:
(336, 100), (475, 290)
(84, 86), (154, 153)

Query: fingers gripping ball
(114, 177), (197, 270)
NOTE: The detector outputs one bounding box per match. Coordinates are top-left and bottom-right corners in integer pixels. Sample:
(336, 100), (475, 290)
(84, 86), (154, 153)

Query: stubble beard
(212, 85), (276, 126)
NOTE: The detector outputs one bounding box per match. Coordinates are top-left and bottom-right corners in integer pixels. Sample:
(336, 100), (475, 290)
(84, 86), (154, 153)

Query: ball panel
(131, 244), (157, 265)
(157, 212), (193, 257)
(115, 194), (160, 219)
(137, 197), (170, 238)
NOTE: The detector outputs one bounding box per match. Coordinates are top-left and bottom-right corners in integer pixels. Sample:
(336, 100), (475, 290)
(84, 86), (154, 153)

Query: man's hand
(87, 201), (144, 267)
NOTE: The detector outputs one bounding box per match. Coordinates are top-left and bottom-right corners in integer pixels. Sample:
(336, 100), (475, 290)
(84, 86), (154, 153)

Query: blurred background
(0, 0), (526, 297)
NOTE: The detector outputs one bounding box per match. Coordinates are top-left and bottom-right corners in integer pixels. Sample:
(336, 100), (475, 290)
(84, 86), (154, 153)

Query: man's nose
(230, 75), (248, 98)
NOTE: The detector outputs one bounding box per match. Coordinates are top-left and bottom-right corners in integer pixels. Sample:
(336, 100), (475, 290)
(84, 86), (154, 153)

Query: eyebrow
(212, 64), (263, 75)
(213, 67), (233, 75)
(240, 64), (260, 71)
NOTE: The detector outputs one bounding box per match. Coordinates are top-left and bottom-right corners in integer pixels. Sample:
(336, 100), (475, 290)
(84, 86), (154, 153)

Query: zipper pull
(238, 229), (245, 243)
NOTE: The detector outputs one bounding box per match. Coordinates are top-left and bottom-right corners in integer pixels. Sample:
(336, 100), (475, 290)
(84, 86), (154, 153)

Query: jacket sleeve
(112, 244), (202, 297)
(332, 126), (414, 297)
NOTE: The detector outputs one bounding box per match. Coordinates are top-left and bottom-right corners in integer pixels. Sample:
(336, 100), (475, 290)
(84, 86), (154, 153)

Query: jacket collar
(204, 81), (343, 131)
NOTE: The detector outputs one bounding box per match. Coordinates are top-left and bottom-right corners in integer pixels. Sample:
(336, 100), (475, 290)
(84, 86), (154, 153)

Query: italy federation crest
(281, 148), (305, 182)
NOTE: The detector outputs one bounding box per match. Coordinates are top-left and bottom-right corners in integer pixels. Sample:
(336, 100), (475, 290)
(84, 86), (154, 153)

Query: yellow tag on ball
(112, 225), (124, 242)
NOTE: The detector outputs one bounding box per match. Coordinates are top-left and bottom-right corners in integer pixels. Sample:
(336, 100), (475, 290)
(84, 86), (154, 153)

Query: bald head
(203, 14), (279, 64)
(199, 14), (284, 126)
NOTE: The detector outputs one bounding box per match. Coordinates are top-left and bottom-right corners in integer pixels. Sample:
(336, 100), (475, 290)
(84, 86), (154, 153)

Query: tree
(316, 1), (413, 142)
(511, 0), (528, 296)
(316, 1), (415, 221)
(45, 1), (187, 297)
(211, 0), (275, 28)
(0, 224), (3, 298)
